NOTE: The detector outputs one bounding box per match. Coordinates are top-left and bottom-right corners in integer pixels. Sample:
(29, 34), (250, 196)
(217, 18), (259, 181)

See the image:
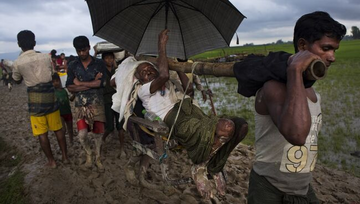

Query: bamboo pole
(138, 56), (327, 79)
(167, 61), (235, 77)
(138, 56), (236, 77)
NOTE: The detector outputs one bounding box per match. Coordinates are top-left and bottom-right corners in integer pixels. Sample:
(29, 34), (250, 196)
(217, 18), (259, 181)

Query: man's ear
(297, 38), (308, 51)
(34, 41), (36, 47)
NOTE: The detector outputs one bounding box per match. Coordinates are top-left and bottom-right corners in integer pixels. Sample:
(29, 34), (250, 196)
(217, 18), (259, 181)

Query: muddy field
(0, 84), (359, 204)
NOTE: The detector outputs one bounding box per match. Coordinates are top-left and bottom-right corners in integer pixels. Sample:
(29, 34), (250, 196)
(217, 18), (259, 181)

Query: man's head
(293, 11), (346, 53)
(102, 52), (115, 68)
(50, 49), (57, 56)
(60, 53), (65, 59)
(73, 35), (90, 61)
(135, 62), (159, 84)
(293, 11), (346, 67)
(52, 73), (61, 89)
(17, 30), (36, 51)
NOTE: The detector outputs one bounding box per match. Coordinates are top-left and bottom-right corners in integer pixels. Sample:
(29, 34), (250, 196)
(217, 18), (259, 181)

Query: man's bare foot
(213, 172), (226, 196)
(124, 161), (138, 185)
(45, 161), (57, 169)
(84, 153), (92, 168)
(191, 164), (213, 199)
(95, 157), (105, 173)
(62, 158), (70, 165)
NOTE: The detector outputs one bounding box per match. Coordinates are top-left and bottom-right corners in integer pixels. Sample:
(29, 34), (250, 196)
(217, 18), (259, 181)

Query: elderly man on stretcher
(110, 29), (248, 199)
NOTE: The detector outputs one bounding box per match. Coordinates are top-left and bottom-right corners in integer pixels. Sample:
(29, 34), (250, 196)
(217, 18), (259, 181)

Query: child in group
(52, 73), (75, 145)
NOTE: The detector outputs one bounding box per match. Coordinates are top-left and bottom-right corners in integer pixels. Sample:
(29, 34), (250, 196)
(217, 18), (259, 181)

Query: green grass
(191, 39), (360, 60)
(0, 137), (27, 204)
(192, 39), (360, 177)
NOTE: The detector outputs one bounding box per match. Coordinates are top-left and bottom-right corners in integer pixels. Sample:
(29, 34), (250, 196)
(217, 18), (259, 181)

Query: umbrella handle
(165, 1), (169, 29)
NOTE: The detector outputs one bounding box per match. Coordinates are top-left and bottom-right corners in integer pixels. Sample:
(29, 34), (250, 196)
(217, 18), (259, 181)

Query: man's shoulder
(67, 58), (79, 68)
(14, 51), (50, 66)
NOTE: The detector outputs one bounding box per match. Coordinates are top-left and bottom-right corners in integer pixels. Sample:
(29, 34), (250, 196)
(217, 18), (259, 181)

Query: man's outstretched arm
(150, 29), (169, 94)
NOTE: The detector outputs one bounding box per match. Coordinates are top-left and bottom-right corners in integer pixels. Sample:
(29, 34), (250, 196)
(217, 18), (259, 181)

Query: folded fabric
(233, 51), (316, 97)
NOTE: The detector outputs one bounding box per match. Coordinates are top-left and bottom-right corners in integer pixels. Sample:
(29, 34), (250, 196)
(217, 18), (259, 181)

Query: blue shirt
(66, 56), (106, 107)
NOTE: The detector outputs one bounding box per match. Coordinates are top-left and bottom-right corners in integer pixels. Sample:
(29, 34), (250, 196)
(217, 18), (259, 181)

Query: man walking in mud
(247, 11), (347, 203)
(12, 30), (69, 168)
(66, 35), (107, 172)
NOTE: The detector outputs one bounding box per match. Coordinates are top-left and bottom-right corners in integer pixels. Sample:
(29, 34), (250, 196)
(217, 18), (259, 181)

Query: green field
(191, 39), (360, 61)
(192, 39), (360, 177)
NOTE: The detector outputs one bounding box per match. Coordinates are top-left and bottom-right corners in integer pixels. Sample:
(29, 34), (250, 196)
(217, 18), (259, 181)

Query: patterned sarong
(75, 104), (106, 130)
(27, 82), (58, 116)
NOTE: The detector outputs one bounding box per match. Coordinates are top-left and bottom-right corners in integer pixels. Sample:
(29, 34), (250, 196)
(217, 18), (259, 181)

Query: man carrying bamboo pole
(247, 11), (346, 203)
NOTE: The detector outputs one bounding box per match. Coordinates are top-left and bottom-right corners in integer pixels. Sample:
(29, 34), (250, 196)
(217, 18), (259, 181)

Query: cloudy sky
(0, 0), (359, 60)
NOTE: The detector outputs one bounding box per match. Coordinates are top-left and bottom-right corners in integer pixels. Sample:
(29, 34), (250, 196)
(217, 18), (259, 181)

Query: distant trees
(351, 26), (360, 39)
(243, 43), (254, 46)
(275, 39), (284, 44)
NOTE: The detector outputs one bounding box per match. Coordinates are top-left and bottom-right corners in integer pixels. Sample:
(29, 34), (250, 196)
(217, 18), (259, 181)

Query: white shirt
(13, 50), (53, 87)
(137, 81), (175, 120)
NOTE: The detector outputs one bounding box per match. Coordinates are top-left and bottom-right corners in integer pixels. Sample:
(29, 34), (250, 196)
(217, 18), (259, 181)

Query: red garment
(56, 58), (64, 66)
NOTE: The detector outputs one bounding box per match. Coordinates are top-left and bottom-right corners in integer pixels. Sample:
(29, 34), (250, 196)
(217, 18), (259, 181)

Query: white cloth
(111, 56), (156, 127)
(138, 81), (175, 121)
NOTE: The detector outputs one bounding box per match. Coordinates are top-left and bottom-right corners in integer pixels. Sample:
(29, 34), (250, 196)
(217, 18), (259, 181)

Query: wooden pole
(139, 56), (236, 77)
(140, 56), (328, 79)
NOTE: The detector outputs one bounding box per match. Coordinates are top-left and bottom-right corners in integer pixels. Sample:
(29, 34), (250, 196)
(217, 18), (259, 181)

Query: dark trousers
(248, 169), (319, 204)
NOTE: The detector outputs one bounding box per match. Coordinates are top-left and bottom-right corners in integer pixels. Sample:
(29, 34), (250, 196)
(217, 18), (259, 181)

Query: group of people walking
(10, 10), (347, 203)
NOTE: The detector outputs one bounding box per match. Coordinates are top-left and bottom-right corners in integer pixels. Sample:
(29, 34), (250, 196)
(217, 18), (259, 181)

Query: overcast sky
(0, 0), (359, 60)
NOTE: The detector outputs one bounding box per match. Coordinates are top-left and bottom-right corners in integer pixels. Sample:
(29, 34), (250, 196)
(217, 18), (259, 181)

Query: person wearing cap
(66, 35), (107, 172)
(12, 30), (69, 168)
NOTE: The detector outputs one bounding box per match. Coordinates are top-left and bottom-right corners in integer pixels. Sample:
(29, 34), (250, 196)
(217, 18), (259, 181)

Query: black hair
(293, 11), (347, 52)
(50, 49), (57, 56)
(73, 36), (90, 49)
(52, 73), (60, 81)
(101, 51), (115, 59)
(17, 30), (36, 50)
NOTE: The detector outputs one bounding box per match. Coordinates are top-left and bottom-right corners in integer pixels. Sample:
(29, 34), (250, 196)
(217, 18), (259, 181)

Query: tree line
(351, 26), (360, 39)
(243, 25), (360, 46)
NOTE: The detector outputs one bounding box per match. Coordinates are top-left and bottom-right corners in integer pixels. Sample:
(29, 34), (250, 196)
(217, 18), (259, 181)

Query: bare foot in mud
(191, 164), (213, 199)
(213, 172), (226, 196)
(96, 158), (105, 173)
(62, 159), (70, 165)
(45, 161), (57, 169)
(124, 162), (138, 185)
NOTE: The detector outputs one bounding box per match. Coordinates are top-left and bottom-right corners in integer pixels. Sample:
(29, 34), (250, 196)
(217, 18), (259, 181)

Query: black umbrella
(86, 0), (245, 59)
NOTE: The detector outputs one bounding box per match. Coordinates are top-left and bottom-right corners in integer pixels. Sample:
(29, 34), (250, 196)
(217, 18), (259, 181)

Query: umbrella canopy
(86, 0), (245, 59)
